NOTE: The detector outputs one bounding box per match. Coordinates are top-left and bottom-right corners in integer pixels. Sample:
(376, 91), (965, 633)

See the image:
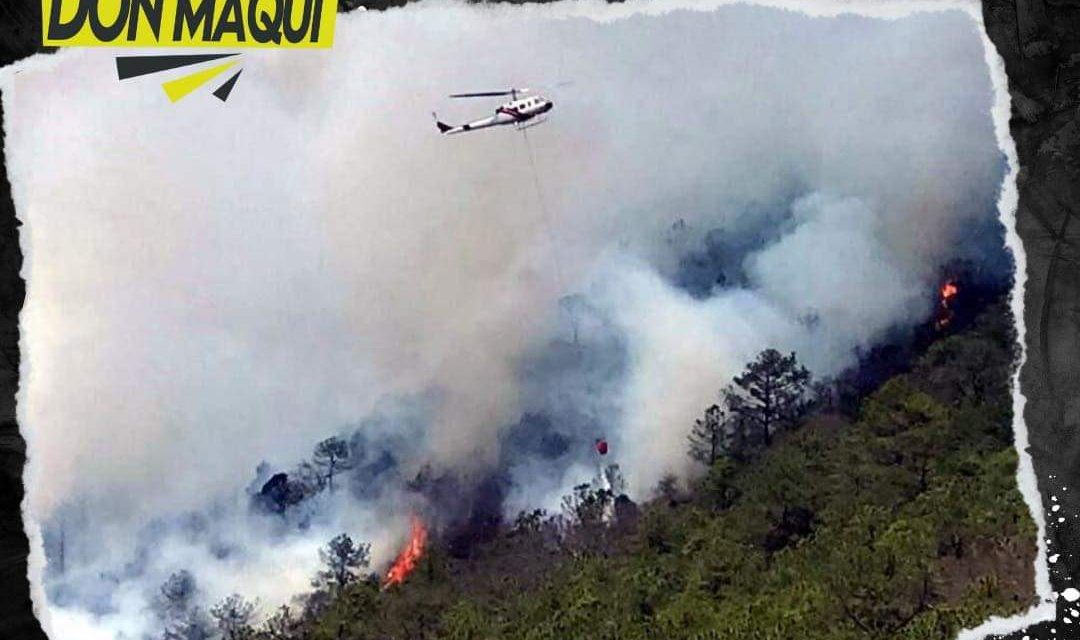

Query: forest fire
(383, 516), (428, 589)
(934, 279), (960, 330)
(941, 280), (959, 305)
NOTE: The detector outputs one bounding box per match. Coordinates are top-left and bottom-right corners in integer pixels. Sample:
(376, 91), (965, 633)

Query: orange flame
(935, 280), (960, 330)
(383, 516), (427, 589)
(940, 281), (959, 307)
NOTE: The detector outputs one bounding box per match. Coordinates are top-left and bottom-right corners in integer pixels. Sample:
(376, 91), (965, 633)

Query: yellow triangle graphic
(161, 61), (239, 103)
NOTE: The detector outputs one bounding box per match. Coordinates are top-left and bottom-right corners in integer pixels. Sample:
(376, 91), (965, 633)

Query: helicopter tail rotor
(432, 112), (453, 134)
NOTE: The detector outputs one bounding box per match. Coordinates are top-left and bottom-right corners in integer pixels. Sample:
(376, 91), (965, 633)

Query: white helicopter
(434, 88), (553, 135)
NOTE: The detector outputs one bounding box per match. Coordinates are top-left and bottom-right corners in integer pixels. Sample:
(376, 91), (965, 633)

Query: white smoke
(3, 1), (1005, 637)
(594, 193), (936, 493)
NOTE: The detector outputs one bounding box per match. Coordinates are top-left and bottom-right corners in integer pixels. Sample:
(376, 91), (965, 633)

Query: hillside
(254, 301), (1031, 640)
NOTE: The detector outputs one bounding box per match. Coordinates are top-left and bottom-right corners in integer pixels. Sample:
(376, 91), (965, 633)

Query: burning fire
(940, 280), (959, 307)
(934, 279), (960, 330)
(383, 515), (428, 589)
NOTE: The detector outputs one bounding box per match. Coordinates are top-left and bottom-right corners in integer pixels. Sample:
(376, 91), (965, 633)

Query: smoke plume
(3, 2), (1006, 637)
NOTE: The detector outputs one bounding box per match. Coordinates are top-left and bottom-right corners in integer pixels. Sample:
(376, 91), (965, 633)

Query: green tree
(312, 436), (353, 492)
(210, 594), (256, 640)
(823, 508), (937, 637)
(731, 349), (812, 447)
(696, 456), (739, 510)
(288, 304), (1035, 640)
(314, 533), (371, 594)
(442, 600), (497, 640)
(688, 403), (725, 465)
(861, 377), (950, 494)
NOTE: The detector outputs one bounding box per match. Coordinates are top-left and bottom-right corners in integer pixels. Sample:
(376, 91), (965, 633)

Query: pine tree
(313, 533), (371, 594)
(688, 403), (726, 465)
(312, 436), (353, 492)
(731, 349), (811, 447)
(210, 594), (255, 640)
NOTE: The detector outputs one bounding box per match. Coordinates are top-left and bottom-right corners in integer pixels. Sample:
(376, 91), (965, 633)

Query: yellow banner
(42, 0), (336, 48)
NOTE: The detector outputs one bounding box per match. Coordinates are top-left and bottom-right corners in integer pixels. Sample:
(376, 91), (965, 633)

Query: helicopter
(434, 88), (553, 135)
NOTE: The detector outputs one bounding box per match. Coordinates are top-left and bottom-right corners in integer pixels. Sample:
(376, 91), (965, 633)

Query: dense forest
(154, 299), (1035, 640)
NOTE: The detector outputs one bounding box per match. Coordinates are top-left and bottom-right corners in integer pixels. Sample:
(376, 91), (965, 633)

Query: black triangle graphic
(213, 69), (244, 102)
(116, 54), (240, 80)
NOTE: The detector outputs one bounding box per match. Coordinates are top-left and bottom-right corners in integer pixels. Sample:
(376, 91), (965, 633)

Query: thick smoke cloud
(4, 2), (1005, 637)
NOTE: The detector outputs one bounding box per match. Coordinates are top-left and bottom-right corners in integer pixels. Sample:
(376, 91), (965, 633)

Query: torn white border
(0, 0), (1051, 638)
(1, 58), (52, 638)
(955, 8), (1058, 639)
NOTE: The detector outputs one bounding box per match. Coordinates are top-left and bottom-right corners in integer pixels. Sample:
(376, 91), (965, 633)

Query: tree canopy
(730, 348), (811, 447)
(169, 303), (1034, 640)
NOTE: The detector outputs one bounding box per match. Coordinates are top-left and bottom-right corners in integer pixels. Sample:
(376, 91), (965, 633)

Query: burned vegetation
(168, 289), (1035, 640)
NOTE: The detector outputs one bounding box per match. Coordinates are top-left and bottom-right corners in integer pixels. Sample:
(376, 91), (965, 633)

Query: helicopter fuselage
(435, 94), (553, 135)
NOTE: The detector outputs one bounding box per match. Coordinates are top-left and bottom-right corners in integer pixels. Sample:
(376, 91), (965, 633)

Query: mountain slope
(287, 302), (1036, 640)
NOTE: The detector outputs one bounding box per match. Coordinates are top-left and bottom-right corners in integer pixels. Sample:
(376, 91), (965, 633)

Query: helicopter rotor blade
(449, 88), (534, 99)
(449, 90), (515, 98)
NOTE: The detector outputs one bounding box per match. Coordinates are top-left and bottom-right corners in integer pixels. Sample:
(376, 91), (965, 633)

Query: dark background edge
(0, 1), (1074, 638)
